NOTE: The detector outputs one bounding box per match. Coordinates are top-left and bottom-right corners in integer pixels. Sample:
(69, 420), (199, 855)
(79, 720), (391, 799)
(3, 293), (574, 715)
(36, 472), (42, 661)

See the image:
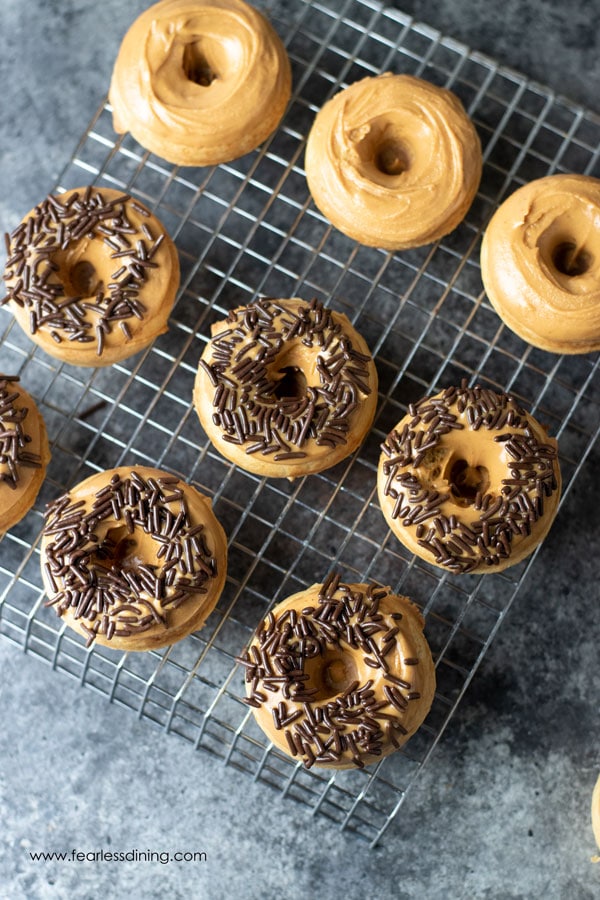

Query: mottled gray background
(1, 1), (599, 898)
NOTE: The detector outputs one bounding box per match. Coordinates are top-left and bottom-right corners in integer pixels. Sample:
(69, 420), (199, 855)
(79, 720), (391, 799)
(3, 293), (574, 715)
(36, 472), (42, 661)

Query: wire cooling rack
(1, 0), (600, 847)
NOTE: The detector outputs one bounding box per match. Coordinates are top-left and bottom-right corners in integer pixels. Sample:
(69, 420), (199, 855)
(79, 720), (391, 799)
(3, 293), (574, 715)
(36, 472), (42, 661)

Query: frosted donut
(194, 297), (378, 479)
(377, 383), (561, 575)
(237, 575), (436, 769)
(304, 73), (482, 250)
(2, 187), (179, 367)
(480, 174), (600, 354)
(593, 774), (600, 857)
(109, 0), (292, 167)
(40, 466), (227, 651)
(0, 376), (50, 535)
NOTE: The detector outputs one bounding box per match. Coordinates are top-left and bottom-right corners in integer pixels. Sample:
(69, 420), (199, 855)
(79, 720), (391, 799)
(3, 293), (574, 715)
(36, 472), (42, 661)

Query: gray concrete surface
(1, 1), (599, 898)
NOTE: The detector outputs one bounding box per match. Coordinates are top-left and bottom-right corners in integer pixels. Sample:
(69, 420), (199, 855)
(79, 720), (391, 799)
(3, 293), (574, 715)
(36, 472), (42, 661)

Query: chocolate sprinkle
(0, 375), (43, 490)
(201, 298), (373, 460)
(2, 189), (162, 355)
(380, 382), (560, 573)
(42, 470), (218, 645)
(237, 578), (421, 769)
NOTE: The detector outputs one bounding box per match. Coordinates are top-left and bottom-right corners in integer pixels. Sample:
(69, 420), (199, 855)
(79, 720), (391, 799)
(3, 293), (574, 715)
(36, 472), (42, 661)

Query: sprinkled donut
(40, 466), (227, 651)
(378, 383), (561, 574)
(109, 0), (291, 167)
(237, 575), (435, 769)
(194, 297), (378, 478)
(0, 375), (50, 535)
(305, 73), (482, 250)
(481, 174), (600, 354)
(2, 187), (180, 366)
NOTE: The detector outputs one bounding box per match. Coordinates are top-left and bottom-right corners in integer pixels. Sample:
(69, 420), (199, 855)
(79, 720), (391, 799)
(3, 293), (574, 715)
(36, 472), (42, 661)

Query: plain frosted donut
(109, 0), (292, 167)
(40, 466), (227, 651)
(378, 383), (561, 574)
(0, 375), (50, 535)
(2, 187), (179, 367)
(304, 73), (482, 250)
(480, 174), (600, 354)
(593, 773), (600, 858)
(194, 297), (378, 479)
(237, 575), (436, 769)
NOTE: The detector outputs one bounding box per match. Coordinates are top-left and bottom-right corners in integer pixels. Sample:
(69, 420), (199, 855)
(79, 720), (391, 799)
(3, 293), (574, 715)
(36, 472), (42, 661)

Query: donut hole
(91, 525), (155, 571)
(552, 241), (593, 277)
(350, 117), (412, 182)
(304, 648), (359, 701)
(536, 210), (600, 287)
(183, 40), (217, 87)
(449, 459), (490, 506)
(273, 366), (308, 401)
(50, 244), (110, 300)
(69, 260), (99, 296)
(419, 447), (449, 488)
(375, 139), (410, 176)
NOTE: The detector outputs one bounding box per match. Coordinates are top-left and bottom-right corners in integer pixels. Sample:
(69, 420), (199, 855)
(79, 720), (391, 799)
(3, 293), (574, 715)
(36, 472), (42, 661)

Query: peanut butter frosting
(378, 383), (561, 574)
(481, 174), (600, 354)
(304, 73), (482, 250)
(109, 0), (292, 167)
(0, 376), (50, 535)
(238, 576), (436, 769)
(194, 297), (378, 479)
(2, 187), (179, 367)
(41, 466), (228, 652)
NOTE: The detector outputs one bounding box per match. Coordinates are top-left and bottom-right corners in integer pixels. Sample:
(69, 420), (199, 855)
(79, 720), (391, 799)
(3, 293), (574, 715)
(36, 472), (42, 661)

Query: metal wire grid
(1, 0), (599, 846)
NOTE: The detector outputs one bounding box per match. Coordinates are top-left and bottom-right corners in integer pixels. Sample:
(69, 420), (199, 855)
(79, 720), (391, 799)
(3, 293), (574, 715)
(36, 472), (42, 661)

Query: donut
(593, 773), (600, 858)
(237, 575), (436, 769)
(377, 383), (561, 575)
(480, 174), (600, 354)
(0, 376), (50, 535)
(304, 73), (482, 250)
(2, 187), (180, 367)
(109, 0), (292, 168)
(40, 466), (227, 651)
(194, 297), (378, 479)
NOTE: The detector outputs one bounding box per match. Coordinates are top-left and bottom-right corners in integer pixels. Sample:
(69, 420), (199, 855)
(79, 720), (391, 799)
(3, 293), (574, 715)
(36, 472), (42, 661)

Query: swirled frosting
(305, 73), (482, 250)
(109, 0), (291, 167)
(481, 174), (600, 354)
